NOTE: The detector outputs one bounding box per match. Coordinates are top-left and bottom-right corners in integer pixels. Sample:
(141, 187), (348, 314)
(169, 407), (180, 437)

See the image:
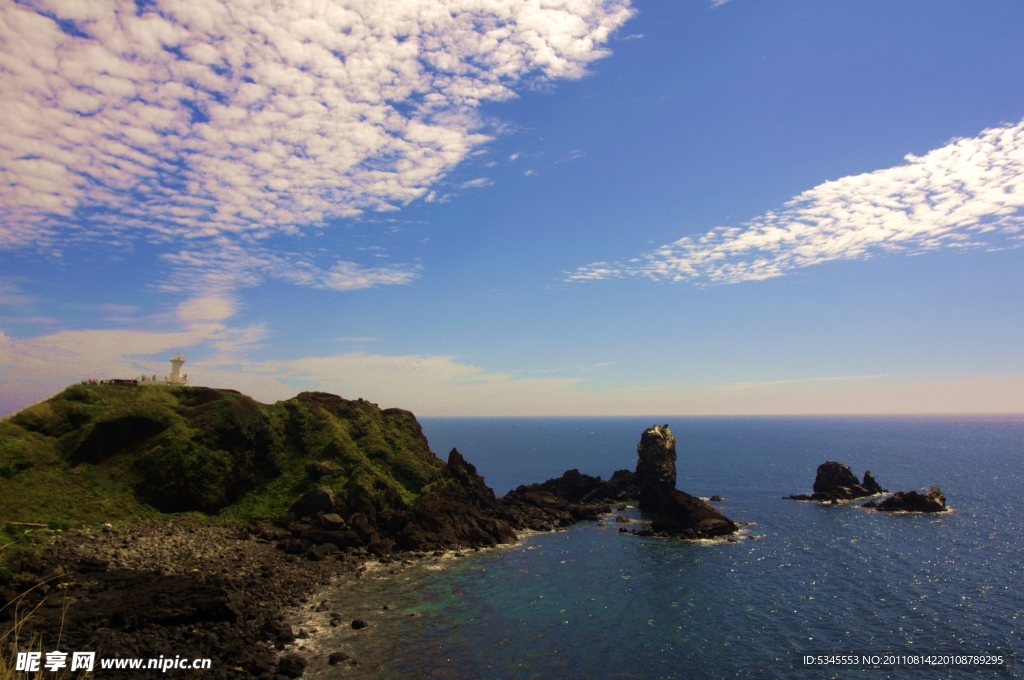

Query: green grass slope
(0, 385), (448, 528)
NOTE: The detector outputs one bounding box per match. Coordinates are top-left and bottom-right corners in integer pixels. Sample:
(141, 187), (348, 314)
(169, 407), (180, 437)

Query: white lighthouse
(169, 353), (187, 385)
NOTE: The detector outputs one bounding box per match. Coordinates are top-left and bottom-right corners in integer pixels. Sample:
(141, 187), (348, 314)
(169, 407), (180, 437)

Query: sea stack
(636, 424), (677, 512)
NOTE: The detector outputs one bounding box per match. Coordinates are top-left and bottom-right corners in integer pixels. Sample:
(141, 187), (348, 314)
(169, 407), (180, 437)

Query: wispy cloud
(5, 316), (1023, 417)
(458, 177), (493, 189)
(158, 238), (419, 293)
(0, 0), (634, 288)
(0, 279), (36, 307)
(571, 120), (1024, 284)
(0, 304), (587, 417)
(554, 149), (586, 164)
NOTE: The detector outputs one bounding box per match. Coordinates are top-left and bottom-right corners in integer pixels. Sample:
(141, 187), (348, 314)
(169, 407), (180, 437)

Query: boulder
(306, 461), (344, 480)
(347, 513), (378, 545)
(650, 490), (738, 539)
(265, 620), (295, 647)
(636, 425), (677, 512)
(328, 652), (350, 665)
(876, 486), (946, 513)
(318, 513), (346, 530)
(366, 538), (395, 557)
(278, 653), (307, 678)
(288, 488), (334, 518)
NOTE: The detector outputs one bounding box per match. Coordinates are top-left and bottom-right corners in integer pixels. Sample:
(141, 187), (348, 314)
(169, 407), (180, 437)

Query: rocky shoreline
(2, 387), (955, 678)
(1, 520), (372, 678)
(2, 424), (743, 677)
(3, 430), (954, 678)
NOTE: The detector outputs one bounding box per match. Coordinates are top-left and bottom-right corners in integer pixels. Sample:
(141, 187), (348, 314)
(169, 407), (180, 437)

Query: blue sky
(2, 0), (1023, 415)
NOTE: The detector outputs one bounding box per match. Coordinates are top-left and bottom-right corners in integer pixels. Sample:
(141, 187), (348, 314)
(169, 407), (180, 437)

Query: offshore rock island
(786, 461), (886, 502)
(787, 461), (948, 513)
(871, 485), (948, 513)
(0, 385), (738, 678)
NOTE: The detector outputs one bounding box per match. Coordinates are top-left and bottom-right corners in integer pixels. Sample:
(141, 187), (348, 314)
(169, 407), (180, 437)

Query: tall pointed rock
(636, 424), (677, 511)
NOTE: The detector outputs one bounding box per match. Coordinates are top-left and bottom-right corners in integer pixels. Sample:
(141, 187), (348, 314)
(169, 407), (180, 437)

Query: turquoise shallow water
(312, 417), (1024, 679)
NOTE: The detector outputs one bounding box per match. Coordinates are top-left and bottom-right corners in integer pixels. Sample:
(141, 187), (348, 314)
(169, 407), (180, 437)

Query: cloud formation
(159, 239), (419, 292)
(0, 0), (633, 287)
(0, 299), (585, 417)
(4, 316), (1023, 417)
(571, 120), (1024, 284)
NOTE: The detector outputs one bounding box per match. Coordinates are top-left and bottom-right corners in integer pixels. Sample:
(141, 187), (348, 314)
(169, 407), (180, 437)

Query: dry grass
(0, 544), (69, 680)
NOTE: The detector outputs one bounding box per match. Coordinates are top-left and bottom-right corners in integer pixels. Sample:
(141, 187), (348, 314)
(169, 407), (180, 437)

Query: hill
(0, 384), (448, 528)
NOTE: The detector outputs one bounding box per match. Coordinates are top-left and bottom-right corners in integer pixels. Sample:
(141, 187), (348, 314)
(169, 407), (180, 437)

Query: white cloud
(458, 177), (493, 189)
(0, 0), (634, 291)
(571, 120), (1024, 284)
(4, 319), (1023, 417)
(0, 307), (588, 416)
(0, 310), (264, 401)
(553, 149), (585, 164)
(159, 238), (419, 293)
(2, 292), (1023, 416)
(176, 295), (234, 323)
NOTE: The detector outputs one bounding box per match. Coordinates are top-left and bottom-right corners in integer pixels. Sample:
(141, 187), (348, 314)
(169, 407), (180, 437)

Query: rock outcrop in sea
(787, 461), (886, 501)
(650, 490), (738, 539)
(501, 468), (634, 529)
(873, 485), (947, 513)
(636, 424), (677, 511)
(506, 424), (739, 540)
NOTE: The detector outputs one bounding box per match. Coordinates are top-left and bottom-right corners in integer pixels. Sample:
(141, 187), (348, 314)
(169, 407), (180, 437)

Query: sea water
(299, 417), (1023, 679)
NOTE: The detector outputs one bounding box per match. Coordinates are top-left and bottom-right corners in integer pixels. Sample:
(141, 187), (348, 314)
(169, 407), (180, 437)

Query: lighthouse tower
(169, 353), (187, 385)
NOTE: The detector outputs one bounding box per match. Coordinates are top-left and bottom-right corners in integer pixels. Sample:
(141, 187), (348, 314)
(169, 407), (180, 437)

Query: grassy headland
(0, 384), (448, 533)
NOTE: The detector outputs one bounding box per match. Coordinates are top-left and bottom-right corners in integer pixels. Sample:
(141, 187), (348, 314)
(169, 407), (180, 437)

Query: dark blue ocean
(301, 417), (1024, 679)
